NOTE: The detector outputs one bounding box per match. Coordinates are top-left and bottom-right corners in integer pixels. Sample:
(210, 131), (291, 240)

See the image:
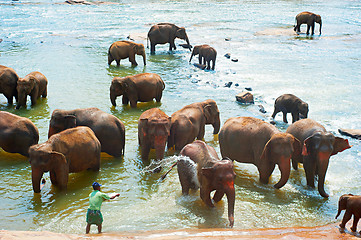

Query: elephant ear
(28, 75), (37, 89)
(139, 118), (148, 137)
(51, 151), (69, 189)
(203, 104), (212, 122)
(121, 81), (129, 91)
(260, 140), (271, 163)
(64, 115), (76, 129)
(201, 166), (214, 179)
(331, 137), (351, 156)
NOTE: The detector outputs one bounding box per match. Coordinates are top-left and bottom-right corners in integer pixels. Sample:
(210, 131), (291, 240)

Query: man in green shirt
(86, 182), (119, 234)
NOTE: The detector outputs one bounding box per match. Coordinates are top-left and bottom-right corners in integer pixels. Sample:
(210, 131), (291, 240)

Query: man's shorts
(86, 209), (103, 225)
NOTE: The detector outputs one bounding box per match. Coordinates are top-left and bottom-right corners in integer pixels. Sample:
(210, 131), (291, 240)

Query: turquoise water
(0, 0), (360, 234)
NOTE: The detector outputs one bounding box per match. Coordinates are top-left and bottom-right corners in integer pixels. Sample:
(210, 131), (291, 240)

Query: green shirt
(88, 190), (110, 211)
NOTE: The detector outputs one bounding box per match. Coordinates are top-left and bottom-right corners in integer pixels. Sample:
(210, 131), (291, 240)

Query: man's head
(92, 182), (102, 190)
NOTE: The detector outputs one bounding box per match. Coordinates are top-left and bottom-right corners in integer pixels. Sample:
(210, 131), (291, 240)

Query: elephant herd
(0, 12), (354, 230)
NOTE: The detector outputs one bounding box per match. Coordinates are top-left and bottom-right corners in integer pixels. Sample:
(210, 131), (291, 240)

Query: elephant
(138, 108), (171, 161)
(48, 108), (125, 157)
(110, 73), (165, 108)
(30, 126), (101, 193)
(286, 119), (351, 198)
(147, 23), (191, 54)
(16, 71), (48, 109)
(189, 44), (217, 70)
(219, 117), (302, 189)
(108, 40), (146, 67)
(178, 140), (236, 227)
(271, 94), (308, 123)
(0, 111), (39, 157)
(168, 99), (220, 151)
(294, 11), (322, 35)
(336, 194), (361, 232)
(0, 65), (18, 105)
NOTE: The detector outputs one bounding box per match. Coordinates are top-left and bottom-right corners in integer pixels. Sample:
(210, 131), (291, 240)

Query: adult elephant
(286, 119), (351, 198)
(294, 11), (322, 35)
(0, 65), (18, 105)
(178, 140), (236, 228)
(219, 117), (302, 189)
(0, 111), (39, 157)
(138, 108), (171, 161)
(108, 40), (146, 67)
(189, 44), (217, 70)
(48, 107), (125, 157)
(110, 73), (165, 108)
(336, 194), (361, 232)
(147, 23), (191, 54)
(271, 94), (308, 123)
(30, 126), (101, 193)
(168, 99), (220, 151)
(16, 71), (48, 109)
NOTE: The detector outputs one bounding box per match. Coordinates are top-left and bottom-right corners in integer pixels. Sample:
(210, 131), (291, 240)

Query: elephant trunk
(189, 51), (194, 62)
(225, 185), (235, 228)
(16, 93), (26, 109)
(317, 151), (330, 198)
(212, 115), (221, 134)
(274, 157), (291, 189)
(185, 35), (191, 51)
(110, 91), (117, 107)
(32, 167), (44, 193)
(142, 52), (146, 65)
(335, 207), (342, 219)
(154, 135), (167, 160)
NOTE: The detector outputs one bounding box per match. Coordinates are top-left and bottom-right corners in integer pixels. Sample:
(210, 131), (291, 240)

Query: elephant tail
(159, 161), (177, 181)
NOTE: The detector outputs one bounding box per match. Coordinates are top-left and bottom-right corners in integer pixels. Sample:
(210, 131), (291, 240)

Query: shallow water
(0, 0), (361, 234)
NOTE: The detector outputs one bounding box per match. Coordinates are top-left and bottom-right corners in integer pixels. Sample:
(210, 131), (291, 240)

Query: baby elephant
(189, 44), (217, 70)
(178, 140), (236, 228)
(110, 73), (165, 108)
(271, 94), (308, 123)
(108, 40), (146, 67)
(336, 194), (361, 233)
(138, 108), (171, 161)
(294, 11), (322, 35)
(16, 71), (48, 109)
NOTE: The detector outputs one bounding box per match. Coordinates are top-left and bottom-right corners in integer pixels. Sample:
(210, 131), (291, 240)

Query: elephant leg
(303, 158), (316, 188)
(198, 56), (202, 65)
(129, 55), (138, 66)
(211, 60), (215, 70)
(258, 164), (275, 184)
(108, 55), (114, 65)
(206, 60), (211, 70)
(129, 99), (137, 108)
(306, 25), (311, 35)
(351, 215), (360, 232)
(122, 96), (129, 105)
(311, 23), (315, 35)
(291, 112), (299, 123)
(150, 43), (156, 54)
(196, 125), (205, 140)
(50, 171), (58, 186)
(340, 210), (352, 229)
(42, 88), (47, 98)
(155, 91), (162, 102)
(200, 187), (214, 207)
(116, 60), (120, 66)
(140, 144), (150, 161)
(292, 158), (299, 170)
(213, 190), (225, 203)
(282, 111), (288, 123)
(30, 93), (38, 106)
(4, 93), (13, 105)
(169, 42), (173, 51)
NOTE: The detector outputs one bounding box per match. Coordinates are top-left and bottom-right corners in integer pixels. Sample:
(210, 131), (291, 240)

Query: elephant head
(202, 100), (221, 134)
(139, 117), (171, 160)
(201, 158), (236, 227)
(261, 133), (302, 189)
(302, 131), (351, 197)
(314, 14), (322, 34)
(16, 75), (36, 109)
(335, 194), (354, 219)
(110, 77), (133, 106)
(189, 45), (201, 62)
(175, 27), (191, 51)
(298, 101), (309, 119)
(29, 144), (68, 193)
(134, 43), (146, 65)
(48, 110), (76, 138)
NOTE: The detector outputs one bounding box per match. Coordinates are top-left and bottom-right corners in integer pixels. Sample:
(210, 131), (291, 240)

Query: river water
(0, 0), (361, 234)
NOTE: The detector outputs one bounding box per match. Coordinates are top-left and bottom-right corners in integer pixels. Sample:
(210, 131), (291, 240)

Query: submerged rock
(245, 87), (252, 91)
(224, 82), (232, 88)
(231, 58), (238, 62)
(258, 105), (266, 113)
(338, 129), (361, 140)
(236, 91), (254, 104)
(65, 0), (95, 5)
(224, 53), (231, 59)
(193, 63), (206, 70)
(225, 37), (231, 41)
(179, 44), (192, 49)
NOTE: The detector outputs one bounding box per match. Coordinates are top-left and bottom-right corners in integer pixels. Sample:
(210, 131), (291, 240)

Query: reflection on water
(0, 0), (361, 235)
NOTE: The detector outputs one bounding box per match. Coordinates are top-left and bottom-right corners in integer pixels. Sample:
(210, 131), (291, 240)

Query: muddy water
(0, 0), (361, 234)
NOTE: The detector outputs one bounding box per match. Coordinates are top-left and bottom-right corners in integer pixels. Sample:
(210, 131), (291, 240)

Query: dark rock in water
(258, 105), (266, 113)
(127, 35), (135, 41)
(338, 129), (361, 140)
(245, 87), (252, 91)
(235, 83), (239, 87)
(0, 39), (2, 43)
(193, 63), (206, 70)
(224, 53), (231, 59)
(65, 0), (95, 5)
(225, 37), (231, 41)
(40, 41), (43, 43)
(224, 82), (232, 88)
(231, 58), (238, 62)
(179, 44), (192, 49)
(236, 91), (254, 104)
(270, 120), (276, 125)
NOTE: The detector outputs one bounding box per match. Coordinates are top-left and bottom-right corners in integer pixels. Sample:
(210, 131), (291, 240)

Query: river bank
(1, 223), (360, 240)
